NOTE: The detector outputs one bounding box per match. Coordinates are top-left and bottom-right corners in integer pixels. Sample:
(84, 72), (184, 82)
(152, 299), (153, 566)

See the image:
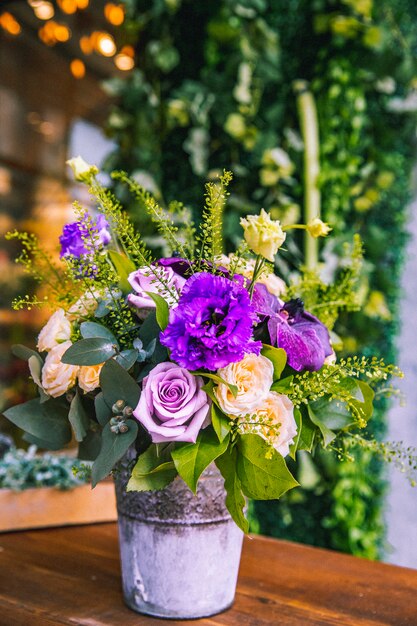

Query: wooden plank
(0, 525), (416, 625)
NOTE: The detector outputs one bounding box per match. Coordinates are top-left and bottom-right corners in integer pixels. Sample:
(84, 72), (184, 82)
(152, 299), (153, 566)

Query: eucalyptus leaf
(236, 434), (299, 500)
(171, 427), (229, 493)
(4, 398), (72, 448)
(94, 392), (112, 426)
(127, 445), (177, 491)
(138, 310), (160, 345)
(80, 322), (118, 345)
(28, 355), (49, 402)
(62, 338), (117, 366)
(68, 391), (90, 442)
(216, 447), (249, 533)
(91, 419), (138, 487)
(78, 428), (102, 462)
(12, 344), (43, 362)
(115, 349), (139, 370)
(100, 358), (141, 410)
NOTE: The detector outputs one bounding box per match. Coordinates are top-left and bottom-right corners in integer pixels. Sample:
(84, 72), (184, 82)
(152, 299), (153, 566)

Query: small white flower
(66, 156), (99, 183)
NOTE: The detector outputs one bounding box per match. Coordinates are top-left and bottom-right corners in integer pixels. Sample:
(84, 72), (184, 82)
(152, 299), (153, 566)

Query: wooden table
(0, 524), (416, 625)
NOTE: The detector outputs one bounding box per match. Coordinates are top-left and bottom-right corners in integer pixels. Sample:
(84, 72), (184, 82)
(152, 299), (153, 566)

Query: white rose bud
(66, 156), (99, 183)
(41, 341), (79, 398)
(37, 309), (72, 353)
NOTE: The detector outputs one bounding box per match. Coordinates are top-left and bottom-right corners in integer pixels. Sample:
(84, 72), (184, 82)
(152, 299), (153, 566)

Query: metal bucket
(114, 458), (244, 619)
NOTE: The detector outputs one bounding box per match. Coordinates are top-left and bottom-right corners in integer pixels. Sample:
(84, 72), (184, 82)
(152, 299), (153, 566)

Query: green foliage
(3, 398), (72, 450)
(127, 445), (177, 491)
(91, 420), (138, 487)
(0, 446), (88, 491)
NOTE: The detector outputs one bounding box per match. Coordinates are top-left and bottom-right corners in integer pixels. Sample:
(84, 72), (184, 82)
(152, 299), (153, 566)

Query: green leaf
(78, 428), (102, 461)
(216, 447), (249, 533)
(297, 408), (316, 452)
(307, 404), (336, 447)
(127, 445), (177, 491)
(12, 344), (43, 362)
(138, 310), (159, 345)
(28, 355), (49, 402)
(3, 398), (72, 448)
(62, 338), (117, 366)
(289, 408), (302, 460)
(115, 349), (139, 370)
(108, 250), (137, 295)
(80, 322), (118, 345)
(310, 394), (354, 431)
(23, 432), (64, 451)
(261, 344), (287, 380)
(171, 427), (229, 493)
(236, 433), (299, 500)
(100, 359), (140, 409)
(211, 403), (231, 442)
(91, 419), (138, 487)
(193, 371), (238, 398)
(145, 292), (170, 330)
(94, 392), (112, 426)
(68, 390), (90, 442)
(271, 375), (293, 393)
(339, 378), (374, 423)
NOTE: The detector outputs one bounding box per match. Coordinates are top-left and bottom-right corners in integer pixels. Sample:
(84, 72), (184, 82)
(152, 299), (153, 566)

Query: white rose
(246, 392), (297, 457)
(37, 309), (72, 353)
(78, 363), (103, 393)
(215, 354), (274, 417)
(257, 272), (287, 297)
(66, 290), (101, 321)
(41, 341), (79, 398)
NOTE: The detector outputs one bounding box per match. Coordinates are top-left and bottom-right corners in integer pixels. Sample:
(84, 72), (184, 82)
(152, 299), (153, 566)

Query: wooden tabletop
(0, 524), (416, 626)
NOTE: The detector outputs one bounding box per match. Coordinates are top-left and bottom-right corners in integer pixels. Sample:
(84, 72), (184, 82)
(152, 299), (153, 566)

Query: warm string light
(39, 20), (71, 45)
(33, 2), (54, 20)
(70, 58), (86, 79)
(56, 0), (89, 14)
(104, 3), (125, 27)
(115, 46), (135, 71)
(0, 12), (21, 36)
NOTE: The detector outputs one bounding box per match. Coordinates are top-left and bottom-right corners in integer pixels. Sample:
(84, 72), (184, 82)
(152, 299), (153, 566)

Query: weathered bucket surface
(114, 458), (244, 619)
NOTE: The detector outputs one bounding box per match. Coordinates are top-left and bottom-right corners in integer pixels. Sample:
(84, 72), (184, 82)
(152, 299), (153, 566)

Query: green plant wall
(106, 0), (417, 557)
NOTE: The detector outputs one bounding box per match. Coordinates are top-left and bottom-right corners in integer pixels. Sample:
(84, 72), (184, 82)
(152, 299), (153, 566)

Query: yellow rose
(243, 392), (297, 457)
(41, 341), (79, 398)
(306, 218), (332, 238)
(215, 354), (274, 417)
(78, 363), (104, 393)
(240, 209), (286, 262)
(37, 309), (72, 353)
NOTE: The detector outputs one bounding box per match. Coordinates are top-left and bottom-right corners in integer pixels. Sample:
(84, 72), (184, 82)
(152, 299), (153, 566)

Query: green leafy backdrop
(105, 0), (417, 558)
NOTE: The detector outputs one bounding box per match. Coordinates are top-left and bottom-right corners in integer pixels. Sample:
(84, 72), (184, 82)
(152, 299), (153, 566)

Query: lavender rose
(127, 264), (186, 311)
(133, 363), (211, 443)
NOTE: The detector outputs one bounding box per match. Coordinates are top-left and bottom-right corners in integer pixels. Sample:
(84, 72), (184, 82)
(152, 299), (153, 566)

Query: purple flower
(267, 298), (333, 372)
(160, 272), (261, 371)
(59, 215), (111, 258)
(133, 362), (211, 443)
(127, 264), (186, 311)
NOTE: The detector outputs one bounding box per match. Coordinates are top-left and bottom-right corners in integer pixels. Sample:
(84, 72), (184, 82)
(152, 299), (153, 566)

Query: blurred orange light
(76, 0), (89, 8)
(55, 23), (71, 42)
(104, 3), (125, 26)
(70, 59), (86, 79)
(79, 35), (93, 54)
(33, 2), (54, 20)
(114, 54), (134, 71)
(96, 32), (116, 56)
(57, 0), (77, 15)
(0, 12), (21, 36)
(38, 20), (70, 45)
(120, 45), (134, 58)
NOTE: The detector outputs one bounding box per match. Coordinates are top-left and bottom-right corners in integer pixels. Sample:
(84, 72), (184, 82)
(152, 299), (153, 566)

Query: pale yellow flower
(37, 308), (72, 353)
(66, 156), (99, 183)
(41, 341), (79, 398)
(244, 392), (297, 457)
(240, 209), (286, 262)
(78, 363), (104, 393)
(306, 218), (332, 238)
(215, 354), (274, 417)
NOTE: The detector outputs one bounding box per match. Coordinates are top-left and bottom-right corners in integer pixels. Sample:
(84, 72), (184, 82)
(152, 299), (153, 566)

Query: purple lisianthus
(134, 362), (211, 443)
(127, 264), (186, 312)
(59, 215), (111, 258)
(160, 272), (261, 371)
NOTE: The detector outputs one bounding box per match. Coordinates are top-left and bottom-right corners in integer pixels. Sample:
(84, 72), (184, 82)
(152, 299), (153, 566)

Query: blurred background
(1, 0), (417, 567)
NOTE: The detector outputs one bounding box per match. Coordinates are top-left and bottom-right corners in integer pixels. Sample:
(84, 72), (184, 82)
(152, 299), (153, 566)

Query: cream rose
(215, 354), (274, 417)
(37, 309), (72, 353)
(66, 156), (99, 183)
(247, 392), (297, 457)
(240, 209), (286, 262)
(66, 289), (102, 322)
(78, 363), (104, 393)
(41, 341), (79, 398)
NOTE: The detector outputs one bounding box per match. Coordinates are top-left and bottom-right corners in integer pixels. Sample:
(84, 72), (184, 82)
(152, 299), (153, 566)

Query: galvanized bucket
(114, 457), (244, 619)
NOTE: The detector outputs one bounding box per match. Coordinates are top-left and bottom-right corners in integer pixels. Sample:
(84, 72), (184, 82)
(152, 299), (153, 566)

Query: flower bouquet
(4, 160), (406, 618)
